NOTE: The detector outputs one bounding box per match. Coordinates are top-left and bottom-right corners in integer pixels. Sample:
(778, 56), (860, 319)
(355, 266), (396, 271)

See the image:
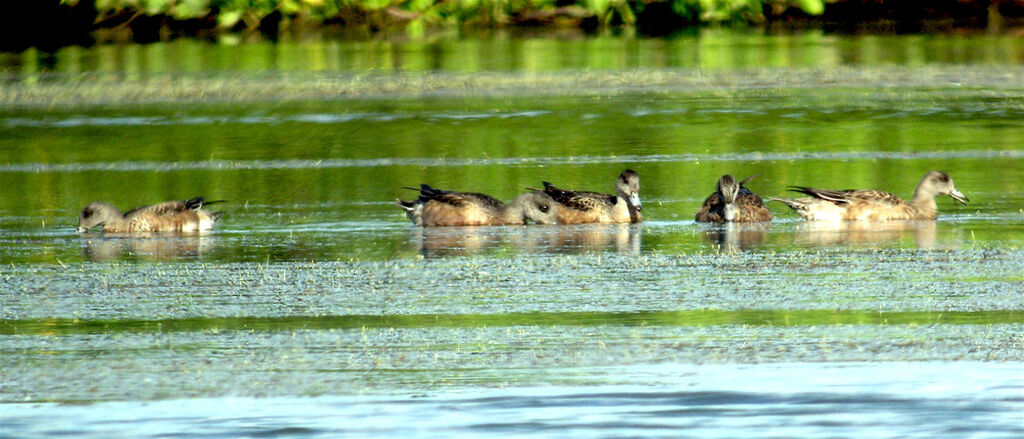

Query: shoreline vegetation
(3, 1), (1024, 52)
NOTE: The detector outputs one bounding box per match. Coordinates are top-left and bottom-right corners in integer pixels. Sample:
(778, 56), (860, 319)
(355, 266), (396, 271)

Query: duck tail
(395, 198), (417, 212)
(184, 197), (227, 210)
(766, 197), (801, 210)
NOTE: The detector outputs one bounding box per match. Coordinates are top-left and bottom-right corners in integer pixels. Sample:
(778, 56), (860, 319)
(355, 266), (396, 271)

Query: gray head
(78, 202), (123, 233)
(716, 175), (741, 221)
(917, 170), (968, 204)
(616, 169), (642, 212)
(507, 192), (560, 225)
(717, 175), (740, 204)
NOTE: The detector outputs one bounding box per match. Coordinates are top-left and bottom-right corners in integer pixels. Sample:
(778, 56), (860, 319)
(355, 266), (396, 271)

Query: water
(3, 363), (1021, 438)
(1, 31), (1023, 437)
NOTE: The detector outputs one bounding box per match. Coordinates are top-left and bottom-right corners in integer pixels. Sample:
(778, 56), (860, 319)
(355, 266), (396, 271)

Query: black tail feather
(788, 186), (817, 197)
(739, 174), (760, 186)
(184, 197), (227, 210)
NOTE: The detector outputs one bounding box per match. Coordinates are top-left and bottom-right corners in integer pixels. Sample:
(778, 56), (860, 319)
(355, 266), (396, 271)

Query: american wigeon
(695, 174), (772, 223)
(77, 197), (224, 233)
(396, 184), (559, 226)
(540, 169), (642, 224)
(769, 170), (968, 221)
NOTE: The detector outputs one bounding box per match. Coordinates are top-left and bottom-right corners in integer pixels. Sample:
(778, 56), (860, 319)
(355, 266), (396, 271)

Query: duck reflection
(791, 221), (938, 248)
(81, 235), (217, 261)
(514, 224), (642, 255)
(407, 226), (499, 257)
(408, 224), (642, 257)
(700, 222), (770, 253)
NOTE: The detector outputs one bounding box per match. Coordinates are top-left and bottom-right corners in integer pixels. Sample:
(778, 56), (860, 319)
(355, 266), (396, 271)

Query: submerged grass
(5, 66), (1024, 109)
(2, 310), (1022, 336)
(2, 246), (1023, 328)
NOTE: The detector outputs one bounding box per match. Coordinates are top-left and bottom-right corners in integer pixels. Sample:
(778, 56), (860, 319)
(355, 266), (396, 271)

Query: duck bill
(949, 188), (969, 205)
(76, 226), (88, 233)
(629, 193), (642, 212)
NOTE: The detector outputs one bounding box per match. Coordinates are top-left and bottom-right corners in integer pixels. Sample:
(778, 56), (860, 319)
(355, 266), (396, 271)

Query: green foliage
(797, 0), (824, 15)
(75, 0), (829, 33)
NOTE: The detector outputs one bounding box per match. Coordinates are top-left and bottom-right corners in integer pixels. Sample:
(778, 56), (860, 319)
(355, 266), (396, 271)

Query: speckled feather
(696, 186), (772, 222)
(417, 185), (506, 211)
(541, 182), (617, 212)
(790, 187), (905, 206)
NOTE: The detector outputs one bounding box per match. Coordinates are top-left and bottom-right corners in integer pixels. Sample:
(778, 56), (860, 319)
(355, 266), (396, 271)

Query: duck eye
(81, 208), (92, 218)
(539, 204), (549, 213)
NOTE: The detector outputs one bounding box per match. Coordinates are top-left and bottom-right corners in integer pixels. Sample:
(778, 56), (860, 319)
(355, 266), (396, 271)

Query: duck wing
(695, 192), (725, 222)
(418, 184), (506, 210)
(789, 187), (904, 206)
(736, 190), (768, 208)
(843, 190), (905, 206)
(542, 182), (616, 211)
(123, 200), (190, 218)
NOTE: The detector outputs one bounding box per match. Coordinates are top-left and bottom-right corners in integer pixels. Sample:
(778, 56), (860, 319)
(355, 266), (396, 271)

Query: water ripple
(0, 110), (551, 128)
(6, 106), (1024, 129)
(1, 363), (1019, 438)
(1, 150), (1021, 173)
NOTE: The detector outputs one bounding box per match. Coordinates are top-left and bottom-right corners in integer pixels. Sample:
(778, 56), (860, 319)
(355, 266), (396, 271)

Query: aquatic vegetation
(64, 0), (827, 35)
(0, 34), (1022, 437)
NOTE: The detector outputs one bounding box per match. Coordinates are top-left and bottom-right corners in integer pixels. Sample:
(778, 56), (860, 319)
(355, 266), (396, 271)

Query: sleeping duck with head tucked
(540, 169), (642, 224)
(396, 184), (559, 226)
(769, 170), (968, 221)
(78, 197), (224, 233)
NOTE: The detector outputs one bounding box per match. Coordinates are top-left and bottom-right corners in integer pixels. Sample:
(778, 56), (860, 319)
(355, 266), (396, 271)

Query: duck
(396, 184), (558, 226)
(769, 170), (968, 221)
(695, 174), (772, 222)
(78, 197), (224, 233)
(540, 169), (642, 224)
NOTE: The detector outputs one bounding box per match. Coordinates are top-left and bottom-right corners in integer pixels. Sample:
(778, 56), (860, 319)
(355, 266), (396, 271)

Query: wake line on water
(1, 150), (1022, 173)
(4, 107), (1024, 128)
(0, 110), (553, 128)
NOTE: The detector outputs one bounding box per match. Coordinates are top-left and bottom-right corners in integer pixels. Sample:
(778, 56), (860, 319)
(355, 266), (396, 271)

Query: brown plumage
(396, 184), (559, 226)
(769, 170), (968, 221)
(78, 197), (224, 233)
(695, 174), (772, 223)
(541, 169), (642, 224)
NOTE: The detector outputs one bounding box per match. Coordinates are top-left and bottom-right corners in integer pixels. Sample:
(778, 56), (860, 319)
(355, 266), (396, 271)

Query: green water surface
(1, 31), (1022, 404)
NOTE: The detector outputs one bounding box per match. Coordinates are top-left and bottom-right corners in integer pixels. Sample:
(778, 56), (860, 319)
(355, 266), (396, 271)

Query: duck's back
(734, 190), (772, 222)
(696, 187), (771, 222)
(695, 192), (726, 222)
(122, 198), (221, 232)
(543, 183), (615, 210)
(542, 182), (626, 223)
(418, 187), (507, 226)
(123, 210), (205, 232)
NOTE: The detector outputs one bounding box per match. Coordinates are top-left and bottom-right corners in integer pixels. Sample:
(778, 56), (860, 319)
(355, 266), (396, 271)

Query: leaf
(141, 0), (172, 14)
(409, 0), (433, 13)
(281, 0), (303, 14)
(362, 0), (393, 11)
(170, 0), (212, 19)
(460, 0), (480, 12)
(797, 0), (825, 16)
(217, 9), (245, 28)
(406, 16), (426, 38)
(587, 0), (610, 16)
